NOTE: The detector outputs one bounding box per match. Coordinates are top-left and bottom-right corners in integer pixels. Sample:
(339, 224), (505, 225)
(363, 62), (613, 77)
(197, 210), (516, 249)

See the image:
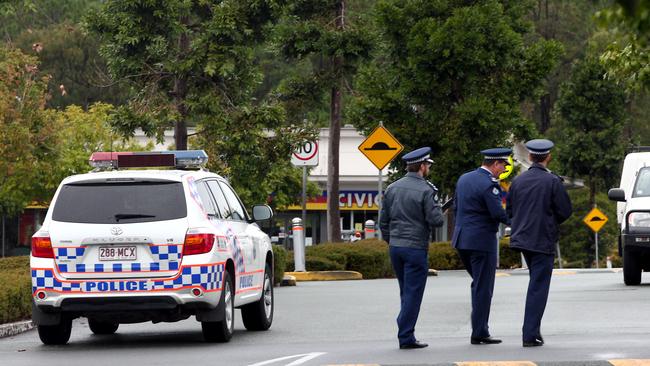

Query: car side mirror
(252, 204), (273, 222)
(608, 188), (626, 202)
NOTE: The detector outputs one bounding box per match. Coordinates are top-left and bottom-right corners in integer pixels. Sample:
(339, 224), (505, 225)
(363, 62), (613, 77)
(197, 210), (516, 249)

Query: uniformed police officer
(452, 148), (512, 345)
(380, 147), (444, 349)
(506, 139), (572, 347)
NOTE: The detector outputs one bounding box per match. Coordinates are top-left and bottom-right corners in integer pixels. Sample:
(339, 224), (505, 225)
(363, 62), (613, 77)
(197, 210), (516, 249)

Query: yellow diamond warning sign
(583, 207), (608, 233)
(358, 125), (404, 170)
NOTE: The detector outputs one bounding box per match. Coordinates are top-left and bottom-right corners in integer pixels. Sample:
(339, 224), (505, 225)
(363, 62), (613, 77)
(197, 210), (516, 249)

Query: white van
(608, 151), (650, 285)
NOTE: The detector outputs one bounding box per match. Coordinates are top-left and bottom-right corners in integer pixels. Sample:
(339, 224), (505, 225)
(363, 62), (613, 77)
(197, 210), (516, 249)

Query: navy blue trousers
(457, 249), (497, 338)
(389, 246), (428, 346)
(521, 250), (555, 342)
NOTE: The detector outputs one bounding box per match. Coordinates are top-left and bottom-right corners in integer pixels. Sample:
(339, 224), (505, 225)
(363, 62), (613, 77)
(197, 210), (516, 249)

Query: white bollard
(292, 217), (306, 272)
(364, 220), (376, 239)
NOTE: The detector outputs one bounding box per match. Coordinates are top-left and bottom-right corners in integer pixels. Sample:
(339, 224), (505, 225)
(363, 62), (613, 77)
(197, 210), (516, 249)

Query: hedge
(285, 238), (523, 278)
(272, 244), (287, 284)
(0, 256), (32, 324)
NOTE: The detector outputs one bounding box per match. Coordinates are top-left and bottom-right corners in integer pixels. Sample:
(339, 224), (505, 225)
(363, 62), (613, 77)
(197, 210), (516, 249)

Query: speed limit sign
(291, 141), (319, 166)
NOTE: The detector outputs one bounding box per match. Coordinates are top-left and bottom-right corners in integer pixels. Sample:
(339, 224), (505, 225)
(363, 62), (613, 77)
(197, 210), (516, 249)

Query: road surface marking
(247, 352), (327, 366)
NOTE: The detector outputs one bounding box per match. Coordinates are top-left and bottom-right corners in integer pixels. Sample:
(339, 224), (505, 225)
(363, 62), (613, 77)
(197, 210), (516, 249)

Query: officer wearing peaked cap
(506, 139), (572, 347)
(380, 147), (444, 349)
(452, 147), (512, 345)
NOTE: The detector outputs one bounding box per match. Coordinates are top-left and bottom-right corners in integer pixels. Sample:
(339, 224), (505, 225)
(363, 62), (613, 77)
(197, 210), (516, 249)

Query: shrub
(0, 256), (31, 323)
(428, 242), (462, 270)
(272, 245), (287, 284)
(305, 256), (345, 271)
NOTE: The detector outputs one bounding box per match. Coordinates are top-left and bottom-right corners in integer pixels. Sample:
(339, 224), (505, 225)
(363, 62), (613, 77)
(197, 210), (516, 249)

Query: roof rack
(89, 150), (208, 171)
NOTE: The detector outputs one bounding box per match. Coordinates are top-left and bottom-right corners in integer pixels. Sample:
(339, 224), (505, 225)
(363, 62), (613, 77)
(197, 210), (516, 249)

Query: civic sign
(583, 207), (608, 233)
(292, 141), (319, 166)
(358, 125), (403, 170)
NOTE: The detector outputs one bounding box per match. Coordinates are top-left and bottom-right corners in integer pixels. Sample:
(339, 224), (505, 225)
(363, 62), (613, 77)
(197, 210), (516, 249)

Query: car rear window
(52, 181), (187, 224)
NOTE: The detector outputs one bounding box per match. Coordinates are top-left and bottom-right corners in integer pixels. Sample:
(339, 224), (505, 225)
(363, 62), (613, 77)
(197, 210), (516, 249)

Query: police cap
(525, 139), (554, 155)
(402, 147), (434, 165)
(480, 147), (512, 164)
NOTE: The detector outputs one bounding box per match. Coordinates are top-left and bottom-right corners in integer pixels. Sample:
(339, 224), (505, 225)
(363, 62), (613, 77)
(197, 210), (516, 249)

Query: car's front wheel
(88, 319), (119, 335)
(624, 248), (642, 285)
(241, 264), (274, 331)
(202, 270), (234, 342)
(38, 317), (72, 345)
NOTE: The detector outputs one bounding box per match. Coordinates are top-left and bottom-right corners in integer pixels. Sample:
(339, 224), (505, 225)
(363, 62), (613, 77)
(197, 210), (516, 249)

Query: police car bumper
(31, 257), (225, 324)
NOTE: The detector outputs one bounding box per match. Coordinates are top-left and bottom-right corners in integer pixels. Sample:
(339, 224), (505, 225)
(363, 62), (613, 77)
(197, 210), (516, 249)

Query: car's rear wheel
(88, 319), (119, 335)
(202, 270), (234, 342)
(241, 264), (274, 331)
(624, 248), (642, 285)
(38, 317), (72, 345)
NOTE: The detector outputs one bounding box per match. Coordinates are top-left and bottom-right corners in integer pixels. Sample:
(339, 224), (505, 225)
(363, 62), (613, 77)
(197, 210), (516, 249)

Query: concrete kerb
(0, 320), (34, 338)
(285, 271), (363, 281)
(500, 268), (623, 276)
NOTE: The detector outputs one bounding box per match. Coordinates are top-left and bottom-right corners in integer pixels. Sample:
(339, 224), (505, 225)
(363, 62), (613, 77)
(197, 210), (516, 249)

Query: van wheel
(38, 317), (72, 345)
(624, 249), (642, 285)
(88, 319), (119, 335)
(241, 264), (274, 331)
(202, 271), (234, 342)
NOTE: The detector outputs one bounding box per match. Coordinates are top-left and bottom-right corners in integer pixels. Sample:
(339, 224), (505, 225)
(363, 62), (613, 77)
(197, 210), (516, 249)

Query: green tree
(350, 0), (562, 193)
(599, 0), (650, 91)
(87, 0), (315, 210)
(526, 0), (610, 133)
(48, 103), (148, 191)
(14, 24), (129, 109)
(86, 0), (282, 150)
(0, 46), (59, 216)
(552, 57), (627, 205)
(274, 0), (374, 241)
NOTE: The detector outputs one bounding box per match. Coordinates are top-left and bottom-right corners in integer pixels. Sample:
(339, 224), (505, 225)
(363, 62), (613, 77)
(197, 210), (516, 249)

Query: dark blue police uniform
(380, 147), (444, 349)
(506, 139), (572, 347)
(452, 148), (511, 344)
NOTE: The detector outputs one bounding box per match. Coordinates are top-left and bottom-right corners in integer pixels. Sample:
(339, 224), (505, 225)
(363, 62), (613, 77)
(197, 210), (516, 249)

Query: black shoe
(400, 340), (428, 349)
(470, 336), (502, 345)
(523, 338), (544, 347)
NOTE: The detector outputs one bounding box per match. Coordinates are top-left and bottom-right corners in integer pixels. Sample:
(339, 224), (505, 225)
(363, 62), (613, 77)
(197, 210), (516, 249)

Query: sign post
(358, 123), (403, 240)
(292, 141), (319, 240)
(583, 206), (608, 268)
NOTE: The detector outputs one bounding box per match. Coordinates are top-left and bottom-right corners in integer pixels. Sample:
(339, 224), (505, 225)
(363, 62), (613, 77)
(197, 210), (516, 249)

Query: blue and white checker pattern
(55, 247), (85, 261)
(32, 269), (82, 293)
(152, 264), (224, 291)
(32, 263), (225, 293)
(56, 244), (183, 273)
(150, 245), (182, 262)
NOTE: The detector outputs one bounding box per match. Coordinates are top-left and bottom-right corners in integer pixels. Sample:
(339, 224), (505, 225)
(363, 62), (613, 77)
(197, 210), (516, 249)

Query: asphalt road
(2, 269), (650, 366)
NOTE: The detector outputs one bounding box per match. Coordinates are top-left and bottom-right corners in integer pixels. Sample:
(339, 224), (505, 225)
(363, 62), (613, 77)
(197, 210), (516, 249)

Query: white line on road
(247, 352), (327, 366)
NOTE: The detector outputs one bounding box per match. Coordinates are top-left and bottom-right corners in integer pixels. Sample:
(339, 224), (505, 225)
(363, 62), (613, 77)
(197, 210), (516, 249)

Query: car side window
(218, 181), (248, 221)
(206, 180), (231, 220)
(196, 181), (219, 218)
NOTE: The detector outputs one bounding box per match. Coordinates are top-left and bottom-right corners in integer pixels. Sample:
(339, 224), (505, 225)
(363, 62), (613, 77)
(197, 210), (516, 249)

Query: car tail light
(183, 232), (215, 256)
(32, 235), (54, 258)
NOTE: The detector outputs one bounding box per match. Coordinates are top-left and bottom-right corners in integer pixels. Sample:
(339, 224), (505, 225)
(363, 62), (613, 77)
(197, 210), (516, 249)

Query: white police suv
(31, 150), (274, 345)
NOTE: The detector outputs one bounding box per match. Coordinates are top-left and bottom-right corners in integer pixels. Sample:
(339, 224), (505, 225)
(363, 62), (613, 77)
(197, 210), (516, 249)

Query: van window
(633, 168), (650, 197)
(52, 181), (186, 224)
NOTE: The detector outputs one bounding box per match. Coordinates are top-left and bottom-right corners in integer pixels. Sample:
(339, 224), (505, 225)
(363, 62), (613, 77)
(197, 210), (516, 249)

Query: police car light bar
(89, 150), (209, 170)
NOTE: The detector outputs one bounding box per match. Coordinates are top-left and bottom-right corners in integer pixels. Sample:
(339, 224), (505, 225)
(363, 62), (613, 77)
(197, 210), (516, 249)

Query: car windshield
(52, 181), (187, 224)
(633, 168), (650, 198)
